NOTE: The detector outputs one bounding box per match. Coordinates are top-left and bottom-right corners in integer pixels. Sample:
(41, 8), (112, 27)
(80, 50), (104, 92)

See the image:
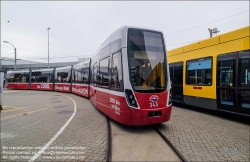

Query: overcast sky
(1, 1), (249, 63)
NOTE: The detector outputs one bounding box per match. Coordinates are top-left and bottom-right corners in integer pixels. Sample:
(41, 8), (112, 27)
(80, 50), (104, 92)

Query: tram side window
(6, 74), (12, 82)
(31, 72), (41, 83)
(78, 70), (83, 83)
(111, 52), (123, 90)
(79, 67), (85, 84)
(186, 57), (212, 85)
(99, 57), (109, 88)
(73, 69), (83, 83)
(72, 69), (76, 83)
(83, 63), (89, 84)
(41, 74), (53, 83)
(56, 72), (68, 83)
(32, 70), (53, 83)
(91, 62), (98, 86)
(7, 73), (29, 83)
(72, 69), (75, 83)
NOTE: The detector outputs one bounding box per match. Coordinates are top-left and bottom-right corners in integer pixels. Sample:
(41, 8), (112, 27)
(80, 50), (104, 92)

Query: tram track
(107, 117), (187, 162)
(106, 117), (111, 162)
(153, 126), (188, 162)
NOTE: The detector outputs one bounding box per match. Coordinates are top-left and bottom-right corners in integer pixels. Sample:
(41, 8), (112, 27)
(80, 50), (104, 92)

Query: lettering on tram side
(149, 95), (159, 108)
(110, 97), (120, 115)
(55, 85), (70, 91)
(72, 87), (87, 94)
(37, 84), (50, 89)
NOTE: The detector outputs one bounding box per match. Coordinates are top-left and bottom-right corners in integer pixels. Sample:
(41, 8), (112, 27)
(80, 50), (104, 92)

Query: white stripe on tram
(90, 86), (125, 97)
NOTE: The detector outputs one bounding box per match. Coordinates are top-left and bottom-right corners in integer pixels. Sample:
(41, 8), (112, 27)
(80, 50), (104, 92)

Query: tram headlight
(125, 89), (138, 108)
(167, 89), (172, 106)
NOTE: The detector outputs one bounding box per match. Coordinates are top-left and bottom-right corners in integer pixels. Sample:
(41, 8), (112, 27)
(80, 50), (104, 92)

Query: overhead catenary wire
(165, 10), (249, 49)
(165, 10), (249, 37)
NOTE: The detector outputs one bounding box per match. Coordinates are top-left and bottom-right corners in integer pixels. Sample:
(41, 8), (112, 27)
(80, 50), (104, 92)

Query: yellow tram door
(169, 62), (184, 103)
(217, 50), (250, 116)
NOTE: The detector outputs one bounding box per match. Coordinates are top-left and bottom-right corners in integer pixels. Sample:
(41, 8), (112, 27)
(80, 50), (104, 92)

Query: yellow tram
(168, 26), (250, 116)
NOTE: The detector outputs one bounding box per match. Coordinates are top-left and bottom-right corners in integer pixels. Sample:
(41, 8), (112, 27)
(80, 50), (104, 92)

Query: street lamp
(48, 27), (51, 68)
(3, 41), (16, 69)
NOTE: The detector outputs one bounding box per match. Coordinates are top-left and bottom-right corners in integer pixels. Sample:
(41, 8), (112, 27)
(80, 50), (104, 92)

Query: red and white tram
(5, 26), (172, 125)
(89, 27), (172, 125)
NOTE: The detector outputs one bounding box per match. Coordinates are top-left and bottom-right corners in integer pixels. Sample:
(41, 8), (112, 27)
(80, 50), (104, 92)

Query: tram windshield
(128, 29), (166, 93)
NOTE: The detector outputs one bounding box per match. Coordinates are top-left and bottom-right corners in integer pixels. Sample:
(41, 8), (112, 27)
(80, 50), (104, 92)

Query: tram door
(169, 62), (183, 102)
(217, 50), (250, 115)
(238, 50), (250, 115)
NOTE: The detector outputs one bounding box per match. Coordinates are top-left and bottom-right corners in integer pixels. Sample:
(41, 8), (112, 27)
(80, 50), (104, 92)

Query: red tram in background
(6, 26), (172, 125)
(55, 66), (72, 93)
(6, 70), (30, 89)
(30, 68), (54, 91)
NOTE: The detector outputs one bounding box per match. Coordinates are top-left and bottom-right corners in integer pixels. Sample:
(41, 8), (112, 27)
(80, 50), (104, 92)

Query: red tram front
(89, 27), (172, 125)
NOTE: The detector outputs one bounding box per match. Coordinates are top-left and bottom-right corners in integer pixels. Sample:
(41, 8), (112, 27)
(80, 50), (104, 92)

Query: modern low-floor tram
(6, 26), (172, 125)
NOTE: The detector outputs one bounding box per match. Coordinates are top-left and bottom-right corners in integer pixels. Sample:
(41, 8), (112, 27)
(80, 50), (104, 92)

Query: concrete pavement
(1, 90), (107, 161)
(156, 105), (250, 161)
(1, 89), (249, 161)
(110, 119), (180, 161)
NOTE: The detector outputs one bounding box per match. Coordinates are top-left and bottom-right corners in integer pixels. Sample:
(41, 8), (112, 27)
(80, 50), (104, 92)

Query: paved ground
(110, 119), (180, 161)
(1, 90), (107, 162)
(1, 89), (249, 162)
(156, 104), (250, 162)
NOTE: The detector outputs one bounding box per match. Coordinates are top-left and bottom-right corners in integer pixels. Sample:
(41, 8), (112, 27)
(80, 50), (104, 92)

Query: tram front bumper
(130, 105), (172, 125)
